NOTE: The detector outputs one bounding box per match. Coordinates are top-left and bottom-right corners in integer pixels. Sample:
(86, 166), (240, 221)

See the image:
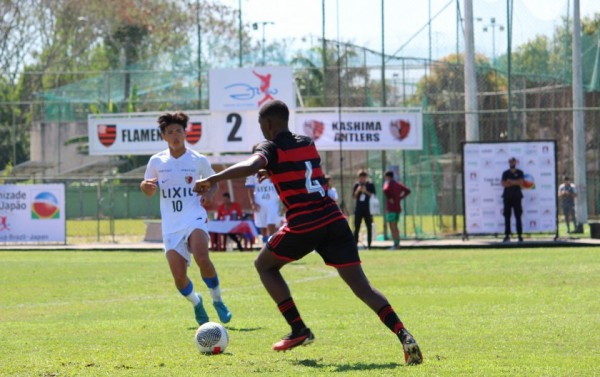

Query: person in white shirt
(140, 111), (231, 326)
(324, 174), (339, 202)
(246, 144), (280, 244)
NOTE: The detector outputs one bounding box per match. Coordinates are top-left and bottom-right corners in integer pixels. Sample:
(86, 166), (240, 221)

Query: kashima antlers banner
(295, 110), (422, 151)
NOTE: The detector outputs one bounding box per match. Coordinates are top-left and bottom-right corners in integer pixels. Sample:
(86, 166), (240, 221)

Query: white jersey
(144, 148), (215, 235)
(245, 175), (279, 206)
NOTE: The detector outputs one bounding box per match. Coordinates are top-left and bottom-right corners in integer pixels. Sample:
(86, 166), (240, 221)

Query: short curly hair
(157, 111), (189, 133)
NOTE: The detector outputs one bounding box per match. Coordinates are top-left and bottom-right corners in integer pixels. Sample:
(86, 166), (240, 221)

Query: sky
(217, 0), (600, 63)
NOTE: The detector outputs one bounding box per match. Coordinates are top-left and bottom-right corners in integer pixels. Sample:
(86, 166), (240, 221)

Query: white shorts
(254, 201), (280, 228)
(163, 219), (209, 265)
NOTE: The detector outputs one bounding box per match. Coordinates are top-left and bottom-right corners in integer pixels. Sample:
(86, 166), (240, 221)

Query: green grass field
(1, 248), (598, 376)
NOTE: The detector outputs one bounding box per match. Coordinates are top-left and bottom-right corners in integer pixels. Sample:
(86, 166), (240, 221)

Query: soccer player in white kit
(140, 111), (231, 326)
(246, 145), (280, 244)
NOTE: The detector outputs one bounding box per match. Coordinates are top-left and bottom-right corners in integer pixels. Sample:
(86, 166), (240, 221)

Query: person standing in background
(324, 174), (339, 203)
(382, 170), (411, 249)
(352, 170), (376, 249)
(246, 145), (281, 245)
(501, 157), (524, 243)
(558, 176), (578, 233)
(217, 192), (244, 251)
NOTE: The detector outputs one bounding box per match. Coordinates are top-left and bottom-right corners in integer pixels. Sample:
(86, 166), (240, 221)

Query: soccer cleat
(213, 301), (232, 324)
(398, 329), (423, 365)
(194, 295), (209, 325)
(518, 236), (524, 242)
(272, 327), (315, 351)
(502, 236), (510, 243)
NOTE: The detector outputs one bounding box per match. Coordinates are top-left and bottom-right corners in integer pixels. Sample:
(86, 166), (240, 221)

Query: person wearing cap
(558, 176), (578, 233)
(501, 157), (524, 242)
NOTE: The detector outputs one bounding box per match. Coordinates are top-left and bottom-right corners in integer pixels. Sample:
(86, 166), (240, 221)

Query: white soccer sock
(185, 292), (201, 306)
(209, 286), (222, 302)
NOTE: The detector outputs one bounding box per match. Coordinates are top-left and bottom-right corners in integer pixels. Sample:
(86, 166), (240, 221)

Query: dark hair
(324, 174), (332, 181)
(222, 192), (231, 198)
(357, 169), (368, 177)
(157, 111), (189, 133)
(563, 176), (570, 181)
(259, 100), (289, 123)
(384, 170), (394, 178)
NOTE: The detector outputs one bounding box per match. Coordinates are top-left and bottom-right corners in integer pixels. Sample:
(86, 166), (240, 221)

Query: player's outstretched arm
(194, 155), (265, 194)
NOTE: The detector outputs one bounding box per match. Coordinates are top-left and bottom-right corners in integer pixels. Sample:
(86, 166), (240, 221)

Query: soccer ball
(195, 322), (228, 354)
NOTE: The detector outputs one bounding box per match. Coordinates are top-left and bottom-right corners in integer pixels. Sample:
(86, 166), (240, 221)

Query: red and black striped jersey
(255, 131), (345, 233)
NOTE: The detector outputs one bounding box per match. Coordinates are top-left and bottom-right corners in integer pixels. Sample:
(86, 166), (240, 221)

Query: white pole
(463, 0), (479, 141)
(572, 0), (588, 225)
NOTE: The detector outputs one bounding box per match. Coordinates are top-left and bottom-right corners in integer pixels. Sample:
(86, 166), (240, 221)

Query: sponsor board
(0, 184), (65, 243)
(463, 141), (557, 235)
(209, 67), (295, 111)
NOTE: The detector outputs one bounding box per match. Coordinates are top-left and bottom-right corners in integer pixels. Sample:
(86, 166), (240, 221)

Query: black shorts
(266, 219), (361, 267)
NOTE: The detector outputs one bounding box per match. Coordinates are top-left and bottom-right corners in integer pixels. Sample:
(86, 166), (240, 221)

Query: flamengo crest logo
(186, 122), (202, 145)
(389, 119), (410, 141)
(98, 124), (117, 147)
(303, 120), (324, 141)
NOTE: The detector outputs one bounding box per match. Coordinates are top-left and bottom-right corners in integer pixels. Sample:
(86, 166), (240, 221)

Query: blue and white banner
(0, 184), (66, 243)
(209, 67), (295, 111)
(462, 141), (557, 235)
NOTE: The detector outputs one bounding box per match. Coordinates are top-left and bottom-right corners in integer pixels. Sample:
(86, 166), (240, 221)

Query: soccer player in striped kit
(194, 101), (422, 365)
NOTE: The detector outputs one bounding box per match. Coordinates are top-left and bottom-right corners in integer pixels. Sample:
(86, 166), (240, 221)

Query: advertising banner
(294, 110), (422, 151)
(462, 141), (557, 235)
(208, 67), (295, 111)
(88, 113), (212, 155)
(88, 108), (423, 155)
(0, 184), (66, 243)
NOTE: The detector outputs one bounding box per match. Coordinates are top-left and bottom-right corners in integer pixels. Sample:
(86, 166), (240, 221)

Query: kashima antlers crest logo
(389, 119), (410, 141)
(97, 124), (117, 147)
(185, 176), (193, 184)
(303, 120), (324, 141)
(186, 122), (202, 145)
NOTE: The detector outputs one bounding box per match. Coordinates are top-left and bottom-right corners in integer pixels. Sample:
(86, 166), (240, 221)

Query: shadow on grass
(292, 358), (402, 372)
(186, 325), (262, 332)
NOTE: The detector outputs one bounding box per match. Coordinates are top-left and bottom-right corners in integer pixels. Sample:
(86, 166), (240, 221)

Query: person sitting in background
(216, 192), (244, 251)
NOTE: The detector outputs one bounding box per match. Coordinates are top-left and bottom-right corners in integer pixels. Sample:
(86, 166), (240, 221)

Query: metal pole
(262, 23), (266, 66)
(322, 0), (327, 106)
(196, 0), (202, 107)
(238, 0), (242, 67)
(507, 0), (513, 138)
(463, 0), (479, 141)
(381, 0), (386, 106)
(572, 0), (589, 225)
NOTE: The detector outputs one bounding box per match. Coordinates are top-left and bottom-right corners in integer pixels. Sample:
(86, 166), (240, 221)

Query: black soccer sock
(277, 298), (306, 333)
(378, 304), (405, 335)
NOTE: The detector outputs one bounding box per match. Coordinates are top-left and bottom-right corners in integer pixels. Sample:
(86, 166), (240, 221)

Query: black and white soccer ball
(195, 322), (228, 354)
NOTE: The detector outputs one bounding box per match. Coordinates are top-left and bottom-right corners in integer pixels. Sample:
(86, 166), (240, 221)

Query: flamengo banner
(0, 184), (66, 243)
(294, 109), (422, 151)
(89, 108), (423, 155)
(462, 141), (557, 235)
(89, 113), (212, 155)
(209, 67), (295, 111)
